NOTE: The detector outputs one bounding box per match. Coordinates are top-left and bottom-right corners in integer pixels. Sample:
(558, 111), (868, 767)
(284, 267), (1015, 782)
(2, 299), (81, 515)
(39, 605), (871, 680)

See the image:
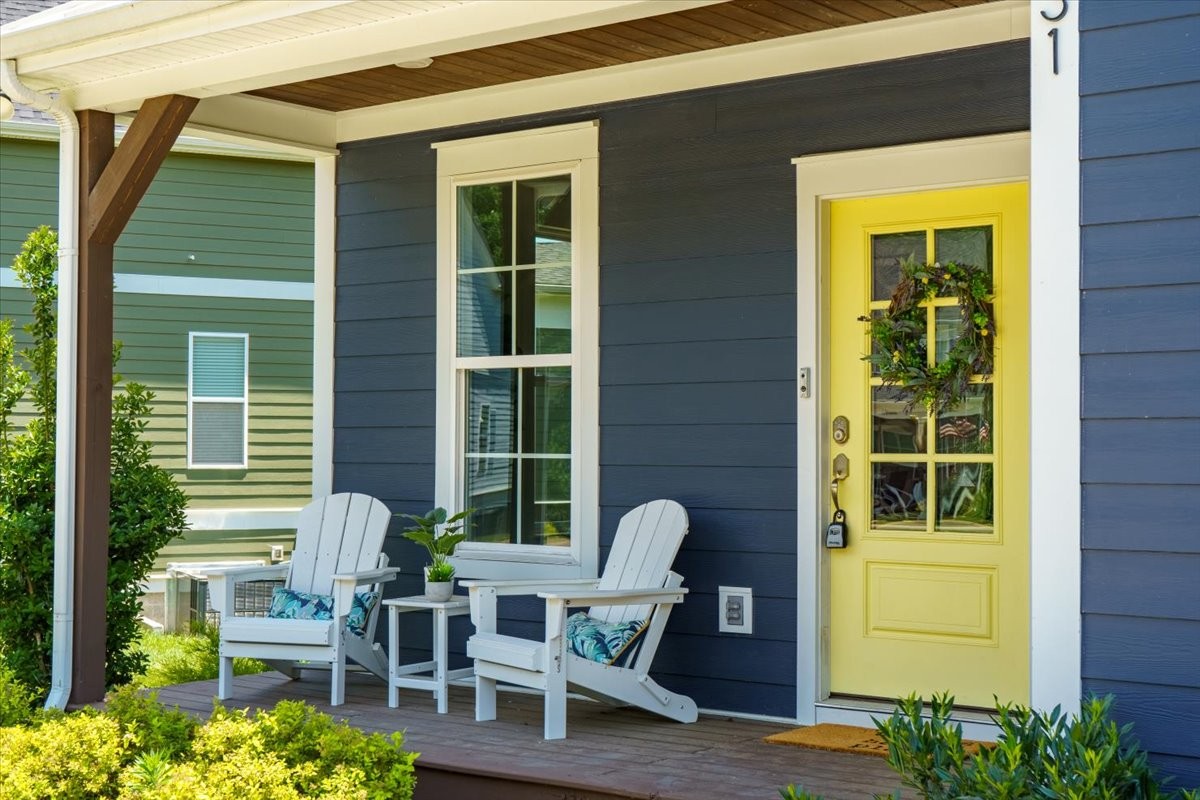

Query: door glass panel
(457, 271), (511, 357)
(937, 384), (993, 454)
(935, 305), (991, 366)
(458, 183), (512, 269)
(872, 386), (925, 454)
(871, 231), (926, 301)
(936, 463), (993, 532)
(872, 462), (927, 530)
(869, 309), (927, 377)
(935, 225), (993, 294)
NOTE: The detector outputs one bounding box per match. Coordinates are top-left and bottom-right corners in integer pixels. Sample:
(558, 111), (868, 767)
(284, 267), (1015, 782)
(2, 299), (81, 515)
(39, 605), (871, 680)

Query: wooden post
(69, 95), (197, 705)
(72, 109), (114, 704)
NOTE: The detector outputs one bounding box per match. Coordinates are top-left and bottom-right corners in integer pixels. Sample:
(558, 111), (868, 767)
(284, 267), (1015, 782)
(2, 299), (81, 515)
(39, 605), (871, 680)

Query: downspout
(0, 60), (80, 710)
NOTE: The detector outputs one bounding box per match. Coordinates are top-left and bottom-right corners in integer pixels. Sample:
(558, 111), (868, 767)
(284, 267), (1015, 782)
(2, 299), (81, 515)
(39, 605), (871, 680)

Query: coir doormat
(765, 723), (984, 758)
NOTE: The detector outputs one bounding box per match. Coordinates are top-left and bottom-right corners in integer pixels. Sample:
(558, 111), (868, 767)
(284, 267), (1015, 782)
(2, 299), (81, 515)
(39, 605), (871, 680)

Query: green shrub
(135, 623), (267, 689)
(0, 691), (417, 800)
(0, 660), (38, 727)
(0, 225), (188, 694)
(875, 693), (1196, 800)
(0, 710), (125, 799)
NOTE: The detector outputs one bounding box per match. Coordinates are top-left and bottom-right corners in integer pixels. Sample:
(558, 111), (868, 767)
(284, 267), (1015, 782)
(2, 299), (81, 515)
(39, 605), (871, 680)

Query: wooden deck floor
(153, 671), (903, 800)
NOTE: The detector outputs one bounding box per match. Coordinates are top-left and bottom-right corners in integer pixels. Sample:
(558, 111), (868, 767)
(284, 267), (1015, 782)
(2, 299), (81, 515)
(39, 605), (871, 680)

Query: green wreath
(860, 257), (995, 415)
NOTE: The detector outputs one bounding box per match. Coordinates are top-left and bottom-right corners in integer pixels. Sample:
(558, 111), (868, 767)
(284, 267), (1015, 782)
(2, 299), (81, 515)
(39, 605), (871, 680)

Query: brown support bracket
(88, 94), (198, 245)
(70, 94), (195, 705)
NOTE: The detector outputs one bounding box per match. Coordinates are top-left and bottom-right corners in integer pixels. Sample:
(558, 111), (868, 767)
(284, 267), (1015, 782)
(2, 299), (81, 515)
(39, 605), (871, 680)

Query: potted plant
(397, 507), (472, 602)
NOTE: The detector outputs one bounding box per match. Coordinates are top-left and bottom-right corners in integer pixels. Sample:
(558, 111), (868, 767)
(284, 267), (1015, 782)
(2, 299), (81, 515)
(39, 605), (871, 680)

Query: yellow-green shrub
(0, 712), (125, 799)
(0, 690), (416, 800)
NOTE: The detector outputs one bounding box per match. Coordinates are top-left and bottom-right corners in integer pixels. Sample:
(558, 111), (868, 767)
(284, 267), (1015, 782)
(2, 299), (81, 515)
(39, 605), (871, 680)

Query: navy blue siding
(1081, 2), (1200, 785)
(334, 41), (1029, 717)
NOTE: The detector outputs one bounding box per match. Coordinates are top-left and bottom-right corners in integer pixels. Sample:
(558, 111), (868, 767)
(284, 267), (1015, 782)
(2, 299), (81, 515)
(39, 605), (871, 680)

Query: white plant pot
(423, 579), (454, 603)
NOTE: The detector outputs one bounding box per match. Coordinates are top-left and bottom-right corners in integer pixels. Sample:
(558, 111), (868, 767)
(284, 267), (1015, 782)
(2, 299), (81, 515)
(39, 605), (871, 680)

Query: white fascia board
(10, 1), (351, 67)
(183, 95), (338, 156)
(27, 1), (720, 113)
(338, 0), (1029, 142)
(0, 1), (236, 56)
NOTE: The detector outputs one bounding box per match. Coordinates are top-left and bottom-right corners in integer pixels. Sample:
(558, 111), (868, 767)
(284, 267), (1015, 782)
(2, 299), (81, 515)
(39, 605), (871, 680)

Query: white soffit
(1, 0), (721, 113)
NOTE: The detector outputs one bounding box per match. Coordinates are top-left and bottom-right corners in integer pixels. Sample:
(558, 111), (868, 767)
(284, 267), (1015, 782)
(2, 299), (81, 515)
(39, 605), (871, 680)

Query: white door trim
(792, 129), (1079, 728)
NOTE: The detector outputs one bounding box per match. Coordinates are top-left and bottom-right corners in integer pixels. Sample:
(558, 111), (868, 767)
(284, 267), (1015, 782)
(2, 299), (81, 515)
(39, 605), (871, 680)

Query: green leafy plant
(134, 622), (267, 689)
(875, 692), (1196, 800)
(861, 257), (994, 415)
(396, 507), (472, 581)
(0, 691), (417, 799)
(0, 225), (188, 694)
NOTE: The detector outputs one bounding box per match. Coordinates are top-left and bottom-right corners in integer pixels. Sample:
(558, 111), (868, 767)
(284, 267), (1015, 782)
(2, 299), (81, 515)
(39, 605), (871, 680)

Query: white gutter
(1, 60), (79, 711)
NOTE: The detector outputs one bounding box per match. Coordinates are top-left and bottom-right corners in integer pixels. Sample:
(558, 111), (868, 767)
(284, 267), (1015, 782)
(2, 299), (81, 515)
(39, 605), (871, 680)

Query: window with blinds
(188, 333), (248, 468)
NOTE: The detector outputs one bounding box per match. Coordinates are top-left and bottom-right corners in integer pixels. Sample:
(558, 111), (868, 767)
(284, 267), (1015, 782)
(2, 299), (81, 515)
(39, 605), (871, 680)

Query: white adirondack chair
(209, 493), (398, 706)
(463, 499), (697, 739)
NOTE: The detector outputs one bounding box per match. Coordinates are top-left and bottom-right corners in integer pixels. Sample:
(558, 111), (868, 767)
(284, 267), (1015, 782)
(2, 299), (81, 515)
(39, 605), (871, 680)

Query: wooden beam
(72, 109), (115, 705)
(87, 94), (198, 245)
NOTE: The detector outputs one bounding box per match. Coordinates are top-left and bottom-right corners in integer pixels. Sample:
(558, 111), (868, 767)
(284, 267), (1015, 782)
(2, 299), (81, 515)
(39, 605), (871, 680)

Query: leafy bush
(875, 693), (1196, 800)
(0, 225), (188, 694)
(134, 623), (267, 689)
(0, 661), (37, 727)
(781, 694), (1197, 800)
(0, 691), (417, 799)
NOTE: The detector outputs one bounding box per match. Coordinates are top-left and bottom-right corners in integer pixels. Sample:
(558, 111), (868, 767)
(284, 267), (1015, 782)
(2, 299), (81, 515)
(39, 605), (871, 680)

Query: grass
(133, 622), (267, 689)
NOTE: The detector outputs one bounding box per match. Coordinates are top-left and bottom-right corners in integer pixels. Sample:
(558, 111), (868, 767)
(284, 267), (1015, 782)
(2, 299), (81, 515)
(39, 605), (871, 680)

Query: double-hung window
(434, 122), (599, 579)
(188, 332), (249, 469)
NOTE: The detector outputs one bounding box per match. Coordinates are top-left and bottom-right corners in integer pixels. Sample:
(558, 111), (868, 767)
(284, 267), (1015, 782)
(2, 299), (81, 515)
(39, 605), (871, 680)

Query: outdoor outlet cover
(718, 586), (753, 634)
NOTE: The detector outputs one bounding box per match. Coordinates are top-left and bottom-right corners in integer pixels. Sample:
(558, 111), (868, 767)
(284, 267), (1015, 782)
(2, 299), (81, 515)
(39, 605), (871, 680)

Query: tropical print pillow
(347, 591), (380, 638)
(267, 587), (380, 638)
(565, 611), (647, 666)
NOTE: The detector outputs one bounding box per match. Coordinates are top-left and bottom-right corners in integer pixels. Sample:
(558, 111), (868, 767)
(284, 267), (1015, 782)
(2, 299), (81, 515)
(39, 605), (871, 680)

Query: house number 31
(1042, 0), (1069, 75)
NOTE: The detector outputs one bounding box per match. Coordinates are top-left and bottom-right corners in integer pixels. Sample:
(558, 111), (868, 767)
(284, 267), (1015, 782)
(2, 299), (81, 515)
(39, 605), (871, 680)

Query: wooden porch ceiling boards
(247, 0), (990, 112)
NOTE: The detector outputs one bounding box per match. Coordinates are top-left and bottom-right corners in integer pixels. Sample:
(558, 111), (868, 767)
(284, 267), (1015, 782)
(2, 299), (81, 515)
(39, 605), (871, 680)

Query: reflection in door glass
(936, 462), (993, 532)
(871, 231), (926, 301)
(872, 386), (925, 454)
(934, 225), (992, 294)
(872, 462), (926, 530)
(937, 385), (993, 454)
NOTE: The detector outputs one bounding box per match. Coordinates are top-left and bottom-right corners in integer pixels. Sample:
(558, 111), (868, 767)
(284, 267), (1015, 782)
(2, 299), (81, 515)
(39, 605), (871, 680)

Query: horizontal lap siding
(1, 139), (315, 561)
(1080, 4), (1200, 785)
(335, 41), (1028, 716)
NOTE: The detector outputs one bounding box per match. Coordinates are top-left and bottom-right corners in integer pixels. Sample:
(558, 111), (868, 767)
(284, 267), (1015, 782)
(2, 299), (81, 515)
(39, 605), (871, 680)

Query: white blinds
(190, 334), (247, 467)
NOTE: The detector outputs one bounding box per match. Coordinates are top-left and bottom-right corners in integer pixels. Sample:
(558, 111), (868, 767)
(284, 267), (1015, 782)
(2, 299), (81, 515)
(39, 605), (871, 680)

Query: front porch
(153, 671), (900, 800)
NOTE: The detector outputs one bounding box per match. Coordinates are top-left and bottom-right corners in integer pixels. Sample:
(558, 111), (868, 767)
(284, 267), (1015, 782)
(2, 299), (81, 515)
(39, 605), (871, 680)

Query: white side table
(385, 595), (473, 713)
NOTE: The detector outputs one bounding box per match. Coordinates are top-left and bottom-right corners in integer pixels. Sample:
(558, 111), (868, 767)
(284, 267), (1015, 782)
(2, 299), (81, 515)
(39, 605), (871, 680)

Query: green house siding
(1, 134), (315, 566)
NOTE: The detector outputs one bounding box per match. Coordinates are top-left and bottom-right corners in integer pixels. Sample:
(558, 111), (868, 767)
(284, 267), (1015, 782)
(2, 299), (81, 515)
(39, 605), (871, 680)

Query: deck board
(150, 672), (903, 800)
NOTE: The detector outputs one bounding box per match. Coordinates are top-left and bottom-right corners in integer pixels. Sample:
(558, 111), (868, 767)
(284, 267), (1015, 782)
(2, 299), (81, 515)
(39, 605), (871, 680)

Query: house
(0, 0), (1195, 786)
(0, 1), (318, 626)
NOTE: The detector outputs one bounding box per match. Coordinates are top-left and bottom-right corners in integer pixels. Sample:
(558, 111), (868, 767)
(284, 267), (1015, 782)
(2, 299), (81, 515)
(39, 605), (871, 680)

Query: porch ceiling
(248, 0), (991, 112)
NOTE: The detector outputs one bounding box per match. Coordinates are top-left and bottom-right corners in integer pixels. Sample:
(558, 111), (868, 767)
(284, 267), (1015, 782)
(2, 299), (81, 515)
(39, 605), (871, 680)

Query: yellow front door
(828, 183), (1029, 708)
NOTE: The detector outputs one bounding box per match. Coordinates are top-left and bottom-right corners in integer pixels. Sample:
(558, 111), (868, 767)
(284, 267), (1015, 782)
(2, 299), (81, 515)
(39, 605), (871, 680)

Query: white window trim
(433, 121), (599, 580)
(187, 331), (249, 470)
(793, 128), (1082, 732)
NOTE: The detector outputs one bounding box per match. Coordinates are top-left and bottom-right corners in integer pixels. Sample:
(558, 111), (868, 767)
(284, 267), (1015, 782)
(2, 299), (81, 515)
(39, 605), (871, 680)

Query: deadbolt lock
(832, 415), (850, 445)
